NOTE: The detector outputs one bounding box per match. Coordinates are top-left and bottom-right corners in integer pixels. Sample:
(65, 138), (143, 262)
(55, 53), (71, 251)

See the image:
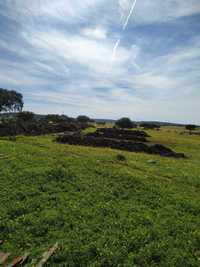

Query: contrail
(111, 0), (137, 62)
(123, 0), (137, 30)
(111, 38), (121, 61)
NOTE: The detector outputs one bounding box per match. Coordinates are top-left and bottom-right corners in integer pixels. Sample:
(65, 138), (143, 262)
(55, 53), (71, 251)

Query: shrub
(185, 124), (196, 132)
(44, 114), (70, 123)
(0, 118), (18, 136)
(77, 115), (91, 123)
(115, 118), (136, 129)
(17, 111), (35, 122)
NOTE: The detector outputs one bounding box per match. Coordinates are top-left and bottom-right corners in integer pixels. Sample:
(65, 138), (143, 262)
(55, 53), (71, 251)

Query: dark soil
(87, 128), (149, 142)
(56, 132), (185, 158)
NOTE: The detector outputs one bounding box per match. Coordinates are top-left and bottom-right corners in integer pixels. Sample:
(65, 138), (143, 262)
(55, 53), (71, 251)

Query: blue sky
(0, 0), (200, 123)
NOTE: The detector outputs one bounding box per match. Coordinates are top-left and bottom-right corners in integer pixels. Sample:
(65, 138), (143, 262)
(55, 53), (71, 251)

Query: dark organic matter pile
(56, 132), (185, 158)
(87, 128), (149, 142)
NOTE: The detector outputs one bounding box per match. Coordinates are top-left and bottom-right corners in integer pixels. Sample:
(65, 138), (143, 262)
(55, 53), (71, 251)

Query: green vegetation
(77, 115), (91, 123)
(0, 127), (200, 266)
(185, 124), (197, 133)
(0, 88), (23, 113)
(115, 117), (137, 129)
(140, 123), (161, 130)
(17, 111), (35, 122)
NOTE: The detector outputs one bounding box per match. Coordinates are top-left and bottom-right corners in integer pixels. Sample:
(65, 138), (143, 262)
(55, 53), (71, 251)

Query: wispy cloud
(0, 0), (200, 123)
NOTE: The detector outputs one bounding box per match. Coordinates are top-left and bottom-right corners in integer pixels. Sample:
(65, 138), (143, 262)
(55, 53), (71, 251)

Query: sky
(0, 0), (200, 123)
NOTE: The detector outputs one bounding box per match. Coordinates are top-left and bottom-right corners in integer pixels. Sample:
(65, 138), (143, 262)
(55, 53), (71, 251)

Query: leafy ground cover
(0, 127), (200, 266)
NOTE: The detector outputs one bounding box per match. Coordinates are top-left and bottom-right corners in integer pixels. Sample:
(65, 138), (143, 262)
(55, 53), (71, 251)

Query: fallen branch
(36, 243), (59, 267)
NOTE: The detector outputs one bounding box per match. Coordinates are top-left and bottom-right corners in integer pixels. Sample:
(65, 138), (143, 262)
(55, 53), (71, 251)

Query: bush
(0, 118), (18, 136)
(17, 111), (35, 122)
(44, 114), (70, 123)
(115, 118), (136, 129)
(185, 124), (196, 132)
(77, 115), (91, 123)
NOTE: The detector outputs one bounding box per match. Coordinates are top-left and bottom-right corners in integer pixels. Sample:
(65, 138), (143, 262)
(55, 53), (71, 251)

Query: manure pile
(57, 128), (185, 158)
(87, 128), (149, 142)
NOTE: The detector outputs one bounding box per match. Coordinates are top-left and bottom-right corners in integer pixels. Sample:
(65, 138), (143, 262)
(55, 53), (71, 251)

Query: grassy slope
(0, 127), (200, 266)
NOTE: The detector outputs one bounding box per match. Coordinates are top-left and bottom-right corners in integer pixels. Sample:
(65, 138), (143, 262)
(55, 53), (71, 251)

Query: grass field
(0, 127), (200, 266)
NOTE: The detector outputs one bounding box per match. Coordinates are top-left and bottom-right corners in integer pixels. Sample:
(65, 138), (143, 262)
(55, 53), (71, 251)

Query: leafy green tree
(0, 88), (23, 113)
(115, 117), (136, 129)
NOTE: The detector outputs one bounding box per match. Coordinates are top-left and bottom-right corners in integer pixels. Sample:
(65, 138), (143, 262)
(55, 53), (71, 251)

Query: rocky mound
(56, 133), (185, 158)
(87, 128), (149, 142)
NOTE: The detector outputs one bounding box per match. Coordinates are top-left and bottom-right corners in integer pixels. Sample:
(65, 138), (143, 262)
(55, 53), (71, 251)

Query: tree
(185, 124), (196, 133)
(77, 115), (91, 123)
(0, 88), (23, 113)
(115, 117), (136, 129)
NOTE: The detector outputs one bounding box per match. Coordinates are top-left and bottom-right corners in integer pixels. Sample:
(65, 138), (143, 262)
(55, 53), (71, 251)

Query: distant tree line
(1, 88), (198, 137)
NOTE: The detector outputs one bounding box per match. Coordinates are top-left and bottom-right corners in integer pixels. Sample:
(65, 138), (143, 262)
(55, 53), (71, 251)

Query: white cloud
(119, 0), (200, 25)
(3, 0), (200, 28)
(82, 27), (107, 40)
(22, 28), (139, 77)
(0, 0), (200, 123)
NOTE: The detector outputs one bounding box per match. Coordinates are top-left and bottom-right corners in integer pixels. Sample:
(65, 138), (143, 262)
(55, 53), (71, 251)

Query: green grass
(0, 127), (200, 266)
